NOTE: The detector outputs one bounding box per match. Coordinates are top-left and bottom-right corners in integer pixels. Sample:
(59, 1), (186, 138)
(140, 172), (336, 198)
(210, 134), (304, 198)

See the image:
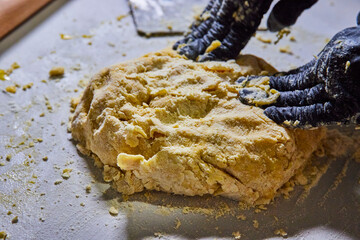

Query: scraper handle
(0, 0), (51, 39)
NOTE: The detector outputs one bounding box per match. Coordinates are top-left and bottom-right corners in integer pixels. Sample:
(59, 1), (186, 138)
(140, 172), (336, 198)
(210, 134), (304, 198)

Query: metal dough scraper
(129, 0), (208, 37)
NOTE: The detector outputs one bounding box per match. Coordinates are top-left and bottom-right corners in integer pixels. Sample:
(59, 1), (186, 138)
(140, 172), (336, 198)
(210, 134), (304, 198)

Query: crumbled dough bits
(279, 45), (293, 55)
(49, 67), (65, 77)
(11, 216), (18, 224)
(232, 231), (241, 239)
(256, 34), (272, 44)
(61, 168), (72, 179)
(5, 85), (17, 94)
(85, 184), (92, 193)
(274, 228), (288, 237)
(54, 180), (63, 185)
(60, 34), (73, 40)
(0, 231), (7, 239)
(109, 206), (119, 216)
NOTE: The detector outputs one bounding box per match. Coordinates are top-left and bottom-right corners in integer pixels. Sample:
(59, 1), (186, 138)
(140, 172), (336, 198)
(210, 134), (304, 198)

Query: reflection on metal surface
(129, 0), (208, 36)
(0, 0), (359, 239)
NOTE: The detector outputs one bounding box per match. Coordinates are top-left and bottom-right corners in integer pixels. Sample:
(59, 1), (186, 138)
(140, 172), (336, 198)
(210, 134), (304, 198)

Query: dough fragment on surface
(71, 49), (325, 205)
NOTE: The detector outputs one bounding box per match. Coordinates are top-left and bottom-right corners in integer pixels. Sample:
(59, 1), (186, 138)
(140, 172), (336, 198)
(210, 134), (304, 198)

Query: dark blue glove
(238, 17), (360, 128)
(173, 0), (318, 61)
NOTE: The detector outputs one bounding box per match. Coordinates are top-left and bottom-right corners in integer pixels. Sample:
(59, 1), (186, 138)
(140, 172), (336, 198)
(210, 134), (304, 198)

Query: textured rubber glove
(173, 0), (317, 61)
(238, 21), (360, 128)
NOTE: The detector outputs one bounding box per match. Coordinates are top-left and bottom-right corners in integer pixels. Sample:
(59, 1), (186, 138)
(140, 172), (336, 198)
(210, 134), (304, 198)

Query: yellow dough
(71, 49), (326, 205)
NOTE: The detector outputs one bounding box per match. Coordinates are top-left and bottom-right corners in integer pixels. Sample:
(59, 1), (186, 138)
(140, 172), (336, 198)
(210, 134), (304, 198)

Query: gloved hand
(173, 0), (317, 61)
(238, 21), (360, 128)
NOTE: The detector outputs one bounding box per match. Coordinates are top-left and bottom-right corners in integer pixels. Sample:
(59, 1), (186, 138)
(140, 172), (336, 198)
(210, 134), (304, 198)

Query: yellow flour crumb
(279, 45), (293, 54)
(256, 34), (272, 44)
(116, 14), (127, 21)
(5, 85), (16, 93)
(62, 168), (72, 179)
(345, 61), (350, 72)
(0, 231), (7, 239)
(274, 228), (288, 237)
(22, 83), (33, 90)
(49, 67), (65, 77)
(289, 36), (296, 42)
(60, 34), (73, 40)
(232, 231), (241, 239)
(11, 216), (18, 224)
(109, 206), (119, 216)
(205, 40), (221, 53)
(0, 69), (6, 80)
(11, 62), (20, 69)
(174, 218), (181, 229)
(54, 180), (63, 185)
(275, 28), (291, 44)
(86, 184), (92, 193)
(253, 220), (259, 228)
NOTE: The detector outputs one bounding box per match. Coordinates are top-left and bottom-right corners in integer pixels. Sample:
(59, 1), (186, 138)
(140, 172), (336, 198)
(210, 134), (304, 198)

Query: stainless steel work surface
(0, 0), (359, 239)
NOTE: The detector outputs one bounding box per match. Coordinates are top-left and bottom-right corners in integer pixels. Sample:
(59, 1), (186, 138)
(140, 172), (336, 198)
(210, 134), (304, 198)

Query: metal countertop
(0, 0), (359, 239)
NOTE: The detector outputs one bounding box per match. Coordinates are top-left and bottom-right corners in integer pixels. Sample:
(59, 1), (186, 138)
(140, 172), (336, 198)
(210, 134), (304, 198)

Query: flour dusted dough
(71, 49), (325, 205)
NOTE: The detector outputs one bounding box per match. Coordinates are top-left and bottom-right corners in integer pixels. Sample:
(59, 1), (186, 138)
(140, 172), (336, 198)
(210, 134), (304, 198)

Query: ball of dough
(71, 49), (325, 205)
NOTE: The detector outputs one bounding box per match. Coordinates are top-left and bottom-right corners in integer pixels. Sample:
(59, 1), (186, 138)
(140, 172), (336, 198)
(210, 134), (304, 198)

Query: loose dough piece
(71, 49), (326, 205)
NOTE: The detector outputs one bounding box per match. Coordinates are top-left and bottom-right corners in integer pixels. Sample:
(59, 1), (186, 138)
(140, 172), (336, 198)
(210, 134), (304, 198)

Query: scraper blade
(129, 0), (208, 37)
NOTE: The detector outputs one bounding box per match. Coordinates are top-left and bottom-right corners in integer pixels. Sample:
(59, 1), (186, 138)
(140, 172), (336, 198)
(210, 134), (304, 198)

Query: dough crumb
(49, 67), (65, 77)
(205, 40), (222, 53)
(275, 28), (291, 44)
(236, 214), (246, 220)
(11, 216), (18, 224)
(0, 70), (7, 81)
(256, 34), (272, 44)
(54, 180), (63, 185)
(279, 45), (293, 55)
(85, 184), (92, 193)
(0, 231), (7, 239)
(62, 168), (72, 179)
(60, 34), (73, 40)
(232, 231), (241, 239)
(252, 220), (259, 229)
(22, 83), (33, 90)
(116, 14), (127, 21)
(174, 218), (181, 229)
(5, 85), (17, 94)
(274, 228), (288, 237)
(154, 232), (164, 238)
(109, 206), (119, 216)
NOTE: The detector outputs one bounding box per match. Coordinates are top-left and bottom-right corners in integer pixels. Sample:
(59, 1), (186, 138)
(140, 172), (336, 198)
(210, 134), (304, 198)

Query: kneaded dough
(71, 49), (325, 205)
